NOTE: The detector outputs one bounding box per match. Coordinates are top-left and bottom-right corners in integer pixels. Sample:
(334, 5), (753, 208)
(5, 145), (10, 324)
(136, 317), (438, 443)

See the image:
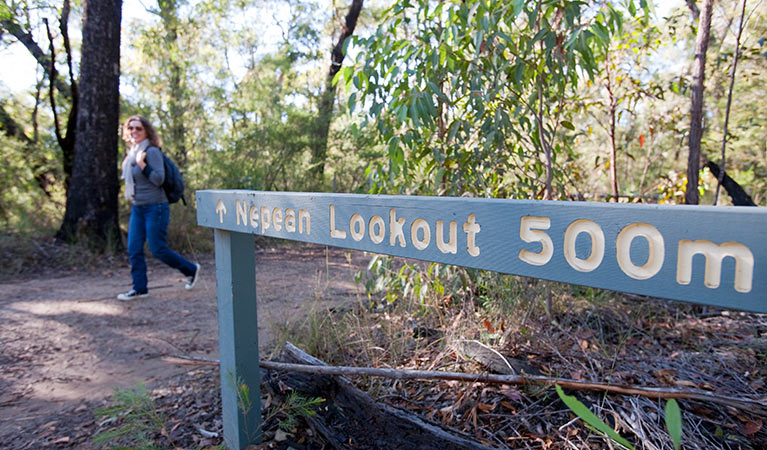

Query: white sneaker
(117, 289), (149, 301)
(185, 263), (201, 290)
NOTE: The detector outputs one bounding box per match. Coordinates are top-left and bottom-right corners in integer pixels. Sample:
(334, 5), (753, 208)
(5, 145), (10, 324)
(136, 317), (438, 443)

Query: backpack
(157, 148), (186, 205)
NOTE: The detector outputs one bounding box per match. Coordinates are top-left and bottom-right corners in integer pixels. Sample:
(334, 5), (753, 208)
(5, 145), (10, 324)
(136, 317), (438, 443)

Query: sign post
(214, 229), (261, 448)
(197, 190), (767, 448)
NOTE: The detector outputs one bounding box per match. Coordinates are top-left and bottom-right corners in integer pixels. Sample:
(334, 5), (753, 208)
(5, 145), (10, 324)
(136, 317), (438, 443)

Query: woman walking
(117, 115), (200, 301)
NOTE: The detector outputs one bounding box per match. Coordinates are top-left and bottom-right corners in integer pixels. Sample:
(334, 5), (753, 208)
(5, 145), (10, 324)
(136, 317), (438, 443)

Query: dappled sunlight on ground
(9, 300), (125, 316)
(0, 244), (366, 448)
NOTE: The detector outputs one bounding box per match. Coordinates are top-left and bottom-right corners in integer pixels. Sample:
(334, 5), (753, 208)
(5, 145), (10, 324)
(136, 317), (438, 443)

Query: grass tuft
(93, 384), (167, 449)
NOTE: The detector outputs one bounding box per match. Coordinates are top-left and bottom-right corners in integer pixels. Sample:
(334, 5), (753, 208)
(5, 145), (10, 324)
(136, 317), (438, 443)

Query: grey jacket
(130, 146), (168, 205)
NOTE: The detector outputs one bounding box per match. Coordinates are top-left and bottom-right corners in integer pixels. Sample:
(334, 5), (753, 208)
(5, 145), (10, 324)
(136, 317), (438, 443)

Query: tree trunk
(714, 0), (747, 205)
(310, 0), (364, 186)
(606, 55), (619, 202)
(158, 0), (188, 167)
(538, 78), (554, 200)
(685, 0), (714, 205)
(57, 0), (122, 251)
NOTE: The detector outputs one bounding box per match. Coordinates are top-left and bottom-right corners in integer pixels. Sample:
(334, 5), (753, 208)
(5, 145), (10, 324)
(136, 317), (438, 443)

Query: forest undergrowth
(278, 260), (767, 449)
(0, 203), (211, 283)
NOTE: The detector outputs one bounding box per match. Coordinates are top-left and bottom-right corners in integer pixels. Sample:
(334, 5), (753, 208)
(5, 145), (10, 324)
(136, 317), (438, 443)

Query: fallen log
(263, 342), (494, 450)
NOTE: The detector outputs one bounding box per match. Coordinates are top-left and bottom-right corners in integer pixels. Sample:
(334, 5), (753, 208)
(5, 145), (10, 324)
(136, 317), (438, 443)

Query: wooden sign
(196, 190), (766, 448)
(197, 190), (766, 313)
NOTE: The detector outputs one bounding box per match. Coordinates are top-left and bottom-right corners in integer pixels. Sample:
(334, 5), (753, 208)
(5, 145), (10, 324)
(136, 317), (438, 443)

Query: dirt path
(0, 244), (365, 448)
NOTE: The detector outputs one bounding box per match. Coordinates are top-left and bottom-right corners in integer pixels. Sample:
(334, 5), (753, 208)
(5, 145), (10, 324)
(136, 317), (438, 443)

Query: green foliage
(572, 15), (666, 200)
(342, 0), (764, 321)
(235, 375), (253, 415)
(227, 371), (260, 442)
(122, 0), (350, 194)
(0, 1), (79, 235)
(359, 253), (542, 321)
(344, 0), (649, 198)
(266, 391), (324, 431)
(93, 384), (166, 449)
(0, 117), (65, 233)
(360, 255), (479, 313)
(473, 271), (533, 316)
(2, 0), (765, 259)
(555, 384), (634, 449)
(0, 1), (11, 20)
(230, 371), (323, 438)
(362, 255), (426, 306)
(665, 398), (683, 450)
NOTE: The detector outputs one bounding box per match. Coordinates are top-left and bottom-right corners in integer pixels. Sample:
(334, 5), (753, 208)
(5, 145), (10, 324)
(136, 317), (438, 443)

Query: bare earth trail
(0, 244), (365, 448)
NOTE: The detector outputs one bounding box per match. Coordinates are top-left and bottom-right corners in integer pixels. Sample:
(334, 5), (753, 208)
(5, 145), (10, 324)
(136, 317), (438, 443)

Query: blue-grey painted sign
(197, 190), (766, 313)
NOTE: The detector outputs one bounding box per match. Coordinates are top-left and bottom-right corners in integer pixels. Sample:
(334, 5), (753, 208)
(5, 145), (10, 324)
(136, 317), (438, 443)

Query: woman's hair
(122, 115), (162, 147)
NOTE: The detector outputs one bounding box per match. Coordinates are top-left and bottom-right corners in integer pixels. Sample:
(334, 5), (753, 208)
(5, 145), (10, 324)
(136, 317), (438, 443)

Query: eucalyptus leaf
(665, 399), (682, 450)
(555, 385), (634, 450)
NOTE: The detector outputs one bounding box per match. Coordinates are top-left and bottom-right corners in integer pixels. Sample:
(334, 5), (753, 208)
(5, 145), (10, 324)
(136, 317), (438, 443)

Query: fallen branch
(162, 349), (766, 414)
(161, 354), (218, 366)
(259, 359), (766, 415)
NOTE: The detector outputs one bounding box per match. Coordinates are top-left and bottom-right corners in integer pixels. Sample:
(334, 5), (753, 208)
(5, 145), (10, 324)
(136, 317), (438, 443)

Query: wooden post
(214, 229), (261, 448)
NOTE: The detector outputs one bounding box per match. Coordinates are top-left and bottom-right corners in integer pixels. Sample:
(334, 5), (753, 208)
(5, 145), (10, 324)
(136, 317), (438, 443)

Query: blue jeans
(127, 202), (196, 292)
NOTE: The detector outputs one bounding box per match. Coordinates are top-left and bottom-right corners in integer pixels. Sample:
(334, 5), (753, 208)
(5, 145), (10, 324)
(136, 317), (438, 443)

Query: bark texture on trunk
(57, 0), (123, 250)
(686, 0), (714, 205)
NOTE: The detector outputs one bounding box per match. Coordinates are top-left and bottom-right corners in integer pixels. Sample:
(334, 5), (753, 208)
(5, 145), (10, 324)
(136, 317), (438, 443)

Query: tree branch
(714, 0), (747, 205)
(60, 0), (78, 98)
(259, 360), (766, 415)
(686, 0), (701, 21)
(328, 0), (364, 81)
(310, 0), (364, 184)
(162, 351), (766, 415)
(706, 159), (756, 206)
(0, 18), (71, 97)
(0, 101), (32, 142)
(44, 19), (63, 148)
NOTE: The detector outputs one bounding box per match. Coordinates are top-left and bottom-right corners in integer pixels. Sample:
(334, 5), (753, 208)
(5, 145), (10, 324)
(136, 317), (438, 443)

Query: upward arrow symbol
(216, 199), (227, 223)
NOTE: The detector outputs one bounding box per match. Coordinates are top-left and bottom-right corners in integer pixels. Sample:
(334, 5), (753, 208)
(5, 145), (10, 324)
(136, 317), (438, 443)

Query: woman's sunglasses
(127, 126), (144, 131)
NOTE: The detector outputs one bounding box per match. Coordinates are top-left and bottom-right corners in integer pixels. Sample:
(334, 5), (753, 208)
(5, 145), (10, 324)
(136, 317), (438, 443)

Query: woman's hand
(136, 150), (147, 169)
